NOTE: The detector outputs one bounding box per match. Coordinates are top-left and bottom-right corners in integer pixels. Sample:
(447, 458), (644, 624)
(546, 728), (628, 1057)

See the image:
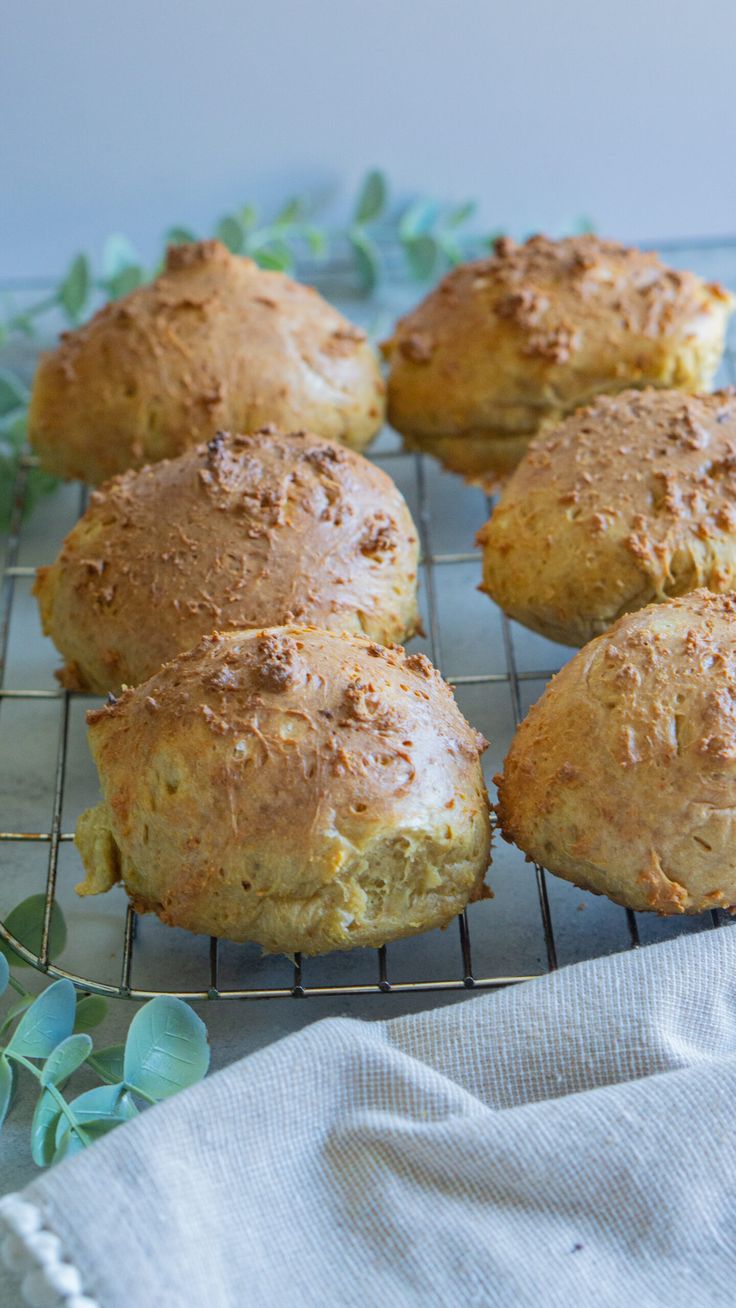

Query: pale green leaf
(254, 241), (293, 272)
(53, 1116), (122, 1163)
(41, 1033), (93, 1087)
(238, 204), (257, 231)
(438, 233), (463, 265)
(354, 170), (387, 224)
(216, 215), (244, 254)
(274, 197), (303, 225)
(0, 993), (34, 1037)
(445, 200), (477, 229)
(88, 1043), (125, 1084)
(123, 996), (209, 1100)
(398, 199), (439, 241)
(574, 214), (596, 234)
(0, 894), (67, 968)
(348, 231), (380, 292)
(305, 226), (327, 258)
(57, 253), (90, 323)
(106, 265), (144, 300)
(30, 1090), (61, 1166)
(74, 994), (108, 1032)
(0, 1056), (13, 1128)
(165, 225), (197, 246)
(101, 233), (139, 280)
(55, 1083), (137, 1148)
(0, 370), (29, 418)
(403, 234), (438, 280)
(7, 979), (76, 1058)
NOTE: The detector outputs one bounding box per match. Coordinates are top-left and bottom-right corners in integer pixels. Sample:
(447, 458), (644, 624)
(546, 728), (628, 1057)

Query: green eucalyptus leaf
(107, 265), (145, 300)
(0, 894), (67, 967)
(53, 1116), (123, 1163)
(52, 1128), (85, 1163)
(88, 1043), (125, 1084)
(445, 200), (477, 229)
(254, 241), (293, 272)
(0, 993), (34, 1036)
(165, 225), (197, 246)
(574, 214), (596, 234)
(0, 952), (8, 996)
(274, 197), (303, 225)
(398, 199), (439, 241)
(57, 253), (90, 323)
(403, 234), (438, 280)
(101, 233), (139, 280)
(0, 408), (27, 441)
(123, 996), (209, 1100)
(23, 465), (60, 523)
(354, 170), (387, 224)
(438, 233), (463, 265)
(10, 315), (34, 338)
(305, 226), (327, 258)
(0, 1055), (13, 1128)
(7, 979), (76, 1058)
(216, 215), (244, 254)
(0, 370), (29, 418)
(55, 1084), (137, 1148)
(348, 230), (380, 292)
(30, 1090), (62, 1166)
(41, 1033), (93, 1087)
(239, 204), (257, 231)
(74, 994), (108, 1032)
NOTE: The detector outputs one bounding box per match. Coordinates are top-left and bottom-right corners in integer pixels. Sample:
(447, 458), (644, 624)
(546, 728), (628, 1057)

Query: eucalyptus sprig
(0, 168), (595, 526)
(0, 168), (484, 353)
(0, 896), (210, 1166)
(347, 170), (480, 291)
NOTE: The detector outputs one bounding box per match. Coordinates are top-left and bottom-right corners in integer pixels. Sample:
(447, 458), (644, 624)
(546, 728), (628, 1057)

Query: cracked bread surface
(496, 591), (736, 914)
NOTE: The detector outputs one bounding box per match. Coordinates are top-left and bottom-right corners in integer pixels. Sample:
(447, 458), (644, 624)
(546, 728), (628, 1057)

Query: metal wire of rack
(1, 242), (735, 1003)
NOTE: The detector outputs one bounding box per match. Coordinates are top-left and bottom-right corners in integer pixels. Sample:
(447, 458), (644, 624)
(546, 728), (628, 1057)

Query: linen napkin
(3, 925), (736, 1308)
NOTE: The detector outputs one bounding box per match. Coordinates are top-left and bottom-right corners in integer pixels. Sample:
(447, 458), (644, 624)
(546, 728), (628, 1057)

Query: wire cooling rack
(1, 238), (735, 1002)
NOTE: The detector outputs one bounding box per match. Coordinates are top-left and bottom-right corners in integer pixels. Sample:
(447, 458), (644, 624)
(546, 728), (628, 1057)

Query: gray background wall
(1, 0), (735, 277)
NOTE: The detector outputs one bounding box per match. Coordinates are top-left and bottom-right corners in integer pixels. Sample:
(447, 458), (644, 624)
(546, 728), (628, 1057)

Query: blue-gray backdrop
(2, 0), (735, 276)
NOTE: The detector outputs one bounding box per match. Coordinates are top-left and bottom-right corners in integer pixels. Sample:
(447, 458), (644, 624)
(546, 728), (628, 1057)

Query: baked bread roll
(382, 235), (733, 484)
(479, 389), (736, 647)
(34, 428), (420, 695)
(75, 626), (491, 954)
(29, 240), (385, 483)
(496, 591), (736, 914)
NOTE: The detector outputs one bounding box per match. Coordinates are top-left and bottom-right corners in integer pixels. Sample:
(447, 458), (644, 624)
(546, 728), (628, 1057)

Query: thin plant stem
(4, 1049), (92, 1146)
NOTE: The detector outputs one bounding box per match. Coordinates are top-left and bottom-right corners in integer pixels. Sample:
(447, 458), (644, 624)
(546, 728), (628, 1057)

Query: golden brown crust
(75, 626), (491, 954)
(496, 590), (736, 914)
(383, 235), (733, 483)
(479, 388), (736, 646)
(29, 241), (385, 483)
(34, 428), (420, 694)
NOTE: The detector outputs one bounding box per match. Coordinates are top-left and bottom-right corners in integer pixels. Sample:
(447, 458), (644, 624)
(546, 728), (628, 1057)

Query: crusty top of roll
(35, 428), (419, 693)
(79, 626), (490, 952)
(86, 626), (487, 821)
(29, 240), (385, 483)
(479, 388), (736, 646)
(382, 234), (732, 449)
(386, 234), (730, 377)
(496, 590), (736, 914)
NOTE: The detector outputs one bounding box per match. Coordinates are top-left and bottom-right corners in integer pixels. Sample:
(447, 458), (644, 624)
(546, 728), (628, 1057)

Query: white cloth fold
(3, 927), (736, 1307)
